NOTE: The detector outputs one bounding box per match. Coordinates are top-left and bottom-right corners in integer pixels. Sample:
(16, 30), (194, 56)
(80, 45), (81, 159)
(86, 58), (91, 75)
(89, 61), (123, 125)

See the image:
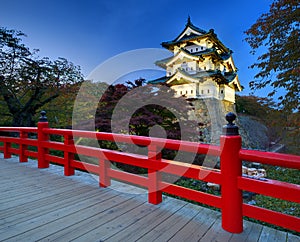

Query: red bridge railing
(0, 111), (299, 234)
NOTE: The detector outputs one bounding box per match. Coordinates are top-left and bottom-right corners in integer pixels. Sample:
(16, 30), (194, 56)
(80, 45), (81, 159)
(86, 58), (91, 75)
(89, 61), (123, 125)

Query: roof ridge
(185, 16), (207, 35)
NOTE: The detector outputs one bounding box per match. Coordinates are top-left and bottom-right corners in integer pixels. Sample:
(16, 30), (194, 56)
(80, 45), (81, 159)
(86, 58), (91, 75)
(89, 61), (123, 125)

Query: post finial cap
(223, 112), (239, 136)
(39, 111), (48, 122)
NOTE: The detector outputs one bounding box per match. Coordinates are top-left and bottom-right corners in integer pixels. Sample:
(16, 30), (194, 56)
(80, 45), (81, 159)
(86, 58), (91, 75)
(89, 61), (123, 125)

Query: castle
(149, 17), (242, 103)
(149, 17), (243, 143)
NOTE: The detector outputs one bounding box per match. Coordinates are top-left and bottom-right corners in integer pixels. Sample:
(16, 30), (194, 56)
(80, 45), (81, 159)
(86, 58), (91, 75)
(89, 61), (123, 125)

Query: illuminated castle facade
(150, 17), (242, 103)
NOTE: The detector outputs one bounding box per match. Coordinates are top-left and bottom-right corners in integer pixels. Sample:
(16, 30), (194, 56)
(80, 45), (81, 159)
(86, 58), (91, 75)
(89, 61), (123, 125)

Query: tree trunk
(12, 111), (35, 127)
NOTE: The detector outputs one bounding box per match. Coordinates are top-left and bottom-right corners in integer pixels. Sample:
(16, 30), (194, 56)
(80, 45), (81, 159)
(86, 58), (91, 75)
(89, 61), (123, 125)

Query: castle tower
(149, 17), (243, 144)
(149, 17), (242, 103)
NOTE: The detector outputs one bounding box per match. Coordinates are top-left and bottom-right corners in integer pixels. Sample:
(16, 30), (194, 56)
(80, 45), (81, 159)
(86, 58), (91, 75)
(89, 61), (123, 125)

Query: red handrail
(0, 118), (299, 234)
(239, 149), (300, 169)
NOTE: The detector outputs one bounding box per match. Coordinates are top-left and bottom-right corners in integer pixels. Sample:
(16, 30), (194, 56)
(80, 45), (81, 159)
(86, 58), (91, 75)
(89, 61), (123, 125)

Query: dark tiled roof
(161, 18), (230, 54)
(147, 76), (168, 84)
(151, 69), (237, 86)
(161, 18), (208, 47)
(190, 70), (237, 84)
(155, 48), (204, 68)
(193, 48), (232, 61)
(188, 23), (207, 35)
(162, 33), (207, 47)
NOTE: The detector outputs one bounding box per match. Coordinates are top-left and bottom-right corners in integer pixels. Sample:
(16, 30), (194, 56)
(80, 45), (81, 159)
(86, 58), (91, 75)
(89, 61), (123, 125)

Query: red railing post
(64, 134), (75, 176)
(148, 144), (162, 204)
(3, 140), (11, 159)
(220, 112), (243, 233)
(38, 111), (49, 168)
(19, 131), (28, 162)
(99, 155), (111, 187)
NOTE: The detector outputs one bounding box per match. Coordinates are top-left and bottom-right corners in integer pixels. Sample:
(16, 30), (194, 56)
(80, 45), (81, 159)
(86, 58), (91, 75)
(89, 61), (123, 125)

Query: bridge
(0, 112), (299, 241)
(1, 154), (299, 241)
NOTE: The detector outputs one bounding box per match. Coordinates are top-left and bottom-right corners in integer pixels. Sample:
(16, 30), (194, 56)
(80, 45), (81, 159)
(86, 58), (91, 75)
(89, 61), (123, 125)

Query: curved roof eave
(166, 69), (199, 85)
(228, 76), (243, 91)
(174, 18), (207, 42)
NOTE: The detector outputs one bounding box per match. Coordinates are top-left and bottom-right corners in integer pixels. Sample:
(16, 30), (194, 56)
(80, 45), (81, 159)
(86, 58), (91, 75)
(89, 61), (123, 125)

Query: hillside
(237, 114), (270, 150)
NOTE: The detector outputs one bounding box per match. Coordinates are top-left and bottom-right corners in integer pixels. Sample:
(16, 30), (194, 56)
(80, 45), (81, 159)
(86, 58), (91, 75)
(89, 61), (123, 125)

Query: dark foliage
(245, 0), (300, 112)
(0, 27), (83, 126)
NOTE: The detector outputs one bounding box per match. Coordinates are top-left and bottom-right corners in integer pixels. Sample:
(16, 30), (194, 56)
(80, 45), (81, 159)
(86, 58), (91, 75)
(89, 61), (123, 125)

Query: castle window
(191, 90), (193, 94)
(196, 48), (198, 51)
(207, 89), (210, 94)
(191, 49), (193, 52)
(180, 91), (183, 95)
(201, 90), (204, 94)
(221, 90), (224, 94)
(186, 90), (188, 94)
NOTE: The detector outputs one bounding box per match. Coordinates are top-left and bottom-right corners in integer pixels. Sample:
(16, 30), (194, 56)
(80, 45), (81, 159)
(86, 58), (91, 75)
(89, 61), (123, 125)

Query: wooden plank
(168, 205), (220, 241)
(287, 233), (300, 242)
(199, 219), (233, 242)
(0, 165), (63, 177)
(1, 188), (103, 227)
(0, 177), (79, 198)
(0, 180), (94, 211)
(1, 186), (111, 220)
(0, 169), (90, 192)
(106, 197), (187, 241)
(0, 189), (127, 240)
(71, 196), (156, 241)
(136, 202), (201, 241)
(7, 194), (139, 241)
(230, 220), (263, 242)
(258, 226), (288, 242)
(0, 170), (64, 186)
(0, 176), (84, 203)
(42, 195), (148, 241)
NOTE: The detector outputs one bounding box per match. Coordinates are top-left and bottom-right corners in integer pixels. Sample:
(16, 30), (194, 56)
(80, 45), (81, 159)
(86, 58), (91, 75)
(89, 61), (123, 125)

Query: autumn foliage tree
(94, 79), (197, 141)
(0, 27), (83, 127)
(245, 0), (299, 112)
(92, 79), (200, 172)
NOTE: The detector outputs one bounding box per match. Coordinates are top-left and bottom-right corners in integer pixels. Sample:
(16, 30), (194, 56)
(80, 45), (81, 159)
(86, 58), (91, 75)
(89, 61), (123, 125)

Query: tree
(236, 95), (300, 154)
(245, 0), (299, 112)
(236, 95), (277, 118)
(42, 81), (82, 128)
(94, 80), (197, 142)
(91, 79), (200, 173)
(0, 27), (83, 127)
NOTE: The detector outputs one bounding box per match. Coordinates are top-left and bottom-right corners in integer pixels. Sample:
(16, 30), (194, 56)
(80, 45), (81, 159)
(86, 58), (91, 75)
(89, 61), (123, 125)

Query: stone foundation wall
(187, 98), (235, 144)
(187, 98), (269, 150)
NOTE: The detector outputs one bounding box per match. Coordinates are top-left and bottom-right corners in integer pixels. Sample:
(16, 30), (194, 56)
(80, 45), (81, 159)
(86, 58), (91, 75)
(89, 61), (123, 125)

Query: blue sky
(1, 0), (273, 96)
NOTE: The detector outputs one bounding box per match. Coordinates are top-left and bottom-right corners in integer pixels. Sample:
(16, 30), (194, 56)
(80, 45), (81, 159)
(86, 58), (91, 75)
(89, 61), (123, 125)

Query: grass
(251, 165), (300, 234)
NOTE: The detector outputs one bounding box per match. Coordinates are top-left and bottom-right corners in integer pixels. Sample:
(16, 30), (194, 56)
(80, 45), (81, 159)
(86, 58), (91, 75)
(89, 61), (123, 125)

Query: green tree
(42, 81), (82, 128)
(245, 0), (299, 112)
(0, 27), (83, 127)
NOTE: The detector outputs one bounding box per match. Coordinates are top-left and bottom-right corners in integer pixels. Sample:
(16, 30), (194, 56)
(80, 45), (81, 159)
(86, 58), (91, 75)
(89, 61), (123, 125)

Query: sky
(1, 0), (273, 96)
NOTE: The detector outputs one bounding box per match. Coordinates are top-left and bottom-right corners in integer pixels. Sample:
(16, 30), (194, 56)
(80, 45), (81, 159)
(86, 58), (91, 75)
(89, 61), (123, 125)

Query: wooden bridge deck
(0, 154), (299, 242)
